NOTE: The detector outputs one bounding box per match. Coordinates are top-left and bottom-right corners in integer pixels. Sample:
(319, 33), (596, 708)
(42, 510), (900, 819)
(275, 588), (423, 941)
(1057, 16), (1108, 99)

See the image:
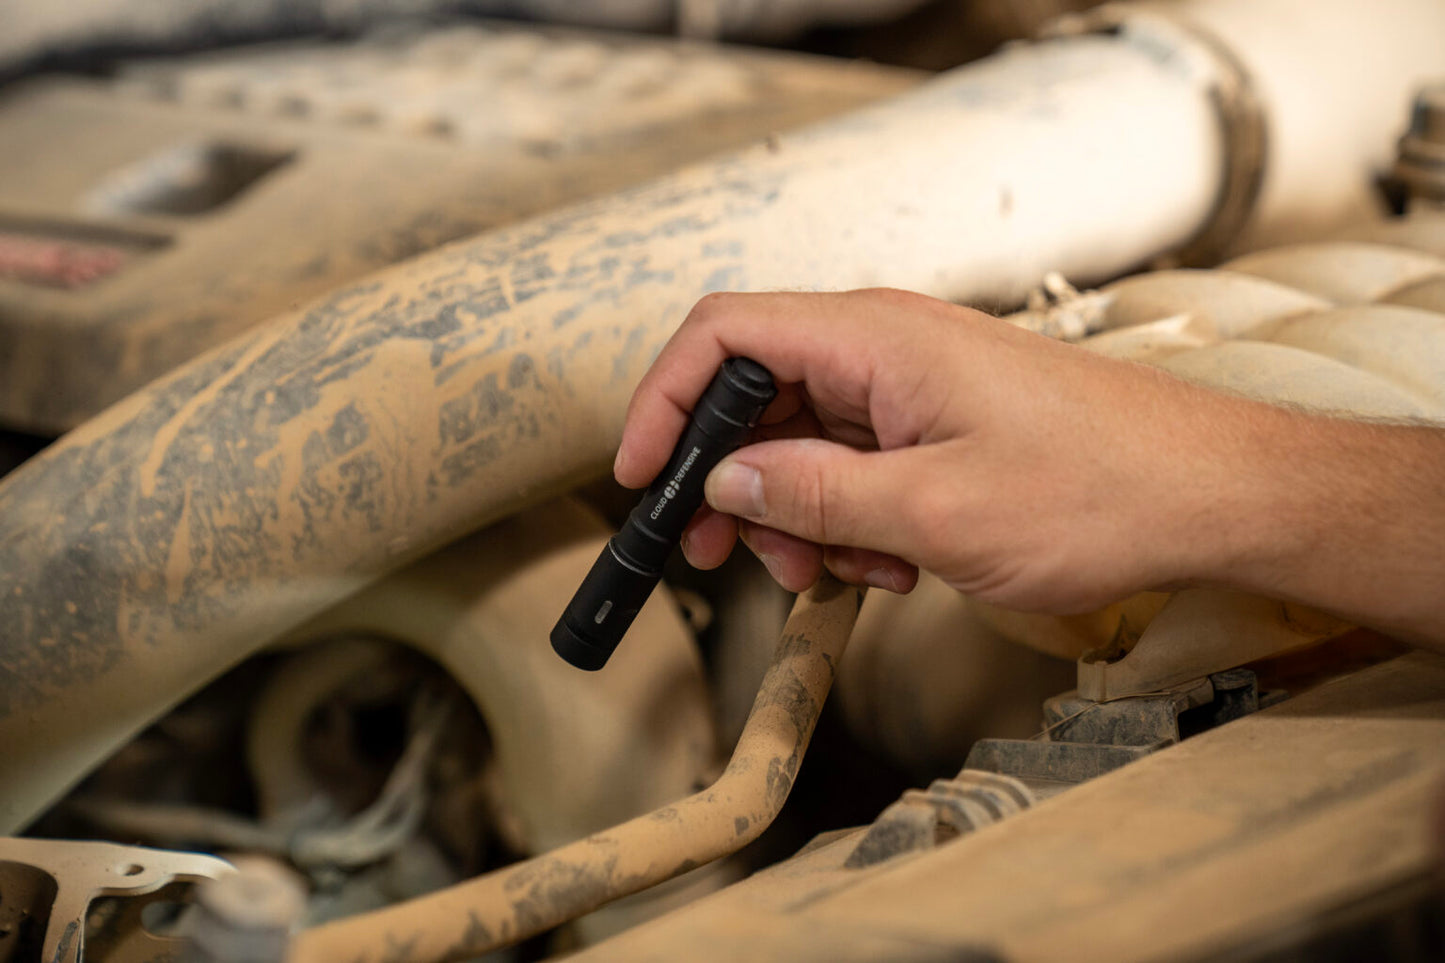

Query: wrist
(1142, 391), (1309, 595)
(1167, 401), (1445, 644)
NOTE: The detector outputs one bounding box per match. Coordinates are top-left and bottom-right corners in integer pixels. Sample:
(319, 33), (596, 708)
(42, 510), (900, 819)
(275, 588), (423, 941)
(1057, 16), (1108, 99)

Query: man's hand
(615, 289), (1445, 644)
(616, 288), (1233, 613)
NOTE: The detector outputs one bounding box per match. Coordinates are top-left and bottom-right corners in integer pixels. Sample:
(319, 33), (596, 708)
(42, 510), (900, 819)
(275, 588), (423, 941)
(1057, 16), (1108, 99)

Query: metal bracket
(0, 837), (231, 963)
(967, 668), (1284, 797)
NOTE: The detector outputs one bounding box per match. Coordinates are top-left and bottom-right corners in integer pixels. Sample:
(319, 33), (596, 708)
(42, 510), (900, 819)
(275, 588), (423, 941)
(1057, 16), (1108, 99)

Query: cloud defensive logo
(650, 446), (701, 520)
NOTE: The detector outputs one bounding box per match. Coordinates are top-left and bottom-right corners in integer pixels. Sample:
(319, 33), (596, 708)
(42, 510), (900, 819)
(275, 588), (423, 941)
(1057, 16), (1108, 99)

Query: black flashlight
(551, 357), (777, 670)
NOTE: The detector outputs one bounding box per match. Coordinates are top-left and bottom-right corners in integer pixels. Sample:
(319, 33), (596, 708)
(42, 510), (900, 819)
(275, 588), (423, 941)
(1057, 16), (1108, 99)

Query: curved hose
(291, 577), (864, 963)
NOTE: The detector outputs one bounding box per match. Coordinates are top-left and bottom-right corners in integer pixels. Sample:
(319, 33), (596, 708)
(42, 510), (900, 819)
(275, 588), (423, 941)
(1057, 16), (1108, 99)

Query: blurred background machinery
(0, 23), (918, 433)
(1, 1), (1444, 961)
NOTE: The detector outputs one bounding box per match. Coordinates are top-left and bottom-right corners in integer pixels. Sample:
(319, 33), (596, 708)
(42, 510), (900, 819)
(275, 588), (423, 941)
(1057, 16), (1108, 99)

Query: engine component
(1, 0), (942, 73)
(67, 685), (458, 871)
(0, 837), (231, 963)
(553, 357), (776, 670)
(836, 564), (1082, 777)
(844, 769), (1034, 868)
(1076, 589), (1352, 701)
(289, 577), (863, 962)
(563, 651), (1445, 962)
(0, 22), (917, 433)
(674, 0), (934, 40)
(185, 858), (307, 963)
(965, 667), (1282, 797)
(1396, 83), (1445, 210)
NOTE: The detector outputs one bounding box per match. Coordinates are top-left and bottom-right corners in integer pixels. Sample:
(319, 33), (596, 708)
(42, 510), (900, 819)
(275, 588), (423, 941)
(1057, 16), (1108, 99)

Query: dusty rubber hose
(289, 577), (864, 963)
(5, 0), (1445, 834)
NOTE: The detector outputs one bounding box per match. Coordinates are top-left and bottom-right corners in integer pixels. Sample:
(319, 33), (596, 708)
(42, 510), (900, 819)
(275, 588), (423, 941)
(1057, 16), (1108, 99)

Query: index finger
(613, 290), (895, 488)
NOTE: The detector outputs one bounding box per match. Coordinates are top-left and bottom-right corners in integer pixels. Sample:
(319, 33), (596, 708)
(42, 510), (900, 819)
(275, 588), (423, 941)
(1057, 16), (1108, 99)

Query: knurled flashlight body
(551, 357), (777, 670)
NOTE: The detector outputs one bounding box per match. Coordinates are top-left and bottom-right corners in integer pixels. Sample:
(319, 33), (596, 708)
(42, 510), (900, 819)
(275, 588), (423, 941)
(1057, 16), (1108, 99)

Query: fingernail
(707, 461), (765, 517)
(759, 553), (784, 583)
(613, 447), (628, 480)
(865, 568), (901, 593)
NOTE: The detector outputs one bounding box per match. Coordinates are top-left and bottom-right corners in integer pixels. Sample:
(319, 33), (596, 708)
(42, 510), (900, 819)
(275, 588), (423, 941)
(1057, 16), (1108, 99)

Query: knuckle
(787, 457), (835, 544)
(686, 291), (740, 328)
(860, 286), (918, 306)
(902, 480), (957, 562)
(858, 286), (934, 315)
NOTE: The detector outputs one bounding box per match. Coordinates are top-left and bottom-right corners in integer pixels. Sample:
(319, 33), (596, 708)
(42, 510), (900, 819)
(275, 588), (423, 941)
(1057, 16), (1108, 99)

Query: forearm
(1192, 402), (1445, 647)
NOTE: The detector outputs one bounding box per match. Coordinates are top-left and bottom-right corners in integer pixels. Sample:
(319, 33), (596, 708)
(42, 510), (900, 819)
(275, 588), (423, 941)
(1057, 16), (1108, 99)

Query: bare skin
(615, 289), (1445, 648)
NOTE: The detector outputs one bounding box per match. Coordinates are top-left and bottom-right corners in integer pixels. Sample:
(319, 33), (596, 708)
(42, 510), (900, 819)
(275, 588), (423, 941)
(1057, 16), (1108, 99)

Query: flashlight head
(550, 541), (657, 671)
(550, 615), (615, 672)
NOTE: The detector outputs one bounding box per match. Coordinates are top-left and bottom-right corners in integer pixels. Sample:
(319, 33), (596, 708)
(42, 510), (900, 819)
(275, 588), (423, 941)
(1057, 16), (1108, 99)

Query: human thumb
(704, 438), (923, 556)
